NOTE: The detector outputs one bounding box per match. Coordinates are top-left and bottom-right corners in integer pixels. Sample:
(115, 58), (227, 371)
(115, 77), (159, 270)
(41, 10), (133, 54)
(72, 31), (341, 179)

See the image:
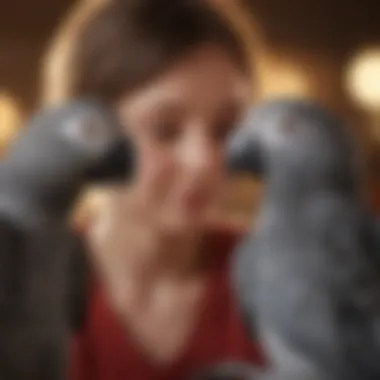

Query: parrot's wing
(0, 219), (66, 378)
(324, 207), (380, 315)
(307, 196), (380, 376)
(370, 216), (380, 266)
(0, 216), (90, 324)
(0, 218), (25, 319)
(304, 195), (380, 311)
(0, 217), (89, 379)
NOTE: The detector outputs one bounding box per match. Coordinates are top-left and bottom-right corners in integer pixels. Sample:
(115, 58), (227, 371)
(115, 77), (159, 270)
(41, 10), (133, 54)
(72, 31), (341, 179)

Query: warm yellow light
(346, 47), (380, 109)
(260, 64), (311, 98)
(0, 92), (22, 147)
(254, 52), (313, 100)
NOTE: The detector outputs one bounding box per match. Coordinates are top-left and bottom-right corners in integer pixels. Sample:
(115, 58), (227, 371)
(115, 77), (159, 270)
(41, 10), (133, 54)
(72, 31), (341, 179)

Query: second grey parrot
(225, 98), (380, 380)
(0, 99), (135, 380)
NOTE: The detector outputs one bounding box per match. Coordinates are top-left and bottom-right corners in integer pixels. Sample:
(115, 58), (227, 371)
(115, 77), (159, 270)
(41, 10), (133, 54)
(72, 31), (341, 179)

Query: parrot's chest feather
(253, 205), (330, 316)
(0, 224), (73, 324)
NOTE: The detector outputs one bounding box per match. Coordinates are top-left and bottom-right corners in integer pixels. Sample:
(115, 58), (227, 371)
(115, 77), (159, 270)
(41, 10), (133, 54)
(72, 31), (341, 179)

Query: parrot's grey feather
(305, 196), (380, 376)
(230, 233), (258, 336)
(0, 221), (74, 379)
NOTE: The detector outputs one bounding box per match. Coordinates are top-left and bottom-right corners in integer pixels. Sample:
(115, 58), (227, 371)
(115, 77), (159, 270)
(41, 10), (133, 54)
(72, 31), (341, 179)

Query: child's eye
(149, 122), (181, 143)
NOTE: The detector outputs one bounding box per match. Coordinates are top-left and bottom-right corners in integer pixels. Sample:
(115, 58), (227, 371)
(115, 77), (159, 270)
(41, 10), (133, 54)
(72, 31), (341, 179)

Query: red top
(70, 224), (265, 380)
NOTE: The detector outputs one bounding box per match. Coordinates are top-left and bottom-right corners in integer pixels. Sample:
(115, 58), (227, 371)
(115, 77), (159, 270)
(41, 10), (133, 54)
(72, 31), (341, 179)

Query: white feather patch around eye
(60, 112), (109, 149)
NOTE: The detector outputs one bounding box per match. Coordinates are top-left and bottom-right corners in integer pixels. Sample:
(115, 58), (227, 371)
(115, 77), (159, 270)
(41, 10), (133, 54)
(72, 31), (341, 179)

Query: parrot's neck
(0, 164), (82, 229)
(0, 189), (77, 230)
(264, 171), (359, 208)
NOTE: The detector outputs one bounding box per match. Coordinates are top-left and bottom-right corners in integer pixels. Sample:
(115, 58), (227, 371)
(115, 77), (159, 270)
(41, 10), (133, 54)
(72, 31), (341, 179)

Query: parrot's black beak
(86, 138), (136, 184)
(226, 130), (265, 178)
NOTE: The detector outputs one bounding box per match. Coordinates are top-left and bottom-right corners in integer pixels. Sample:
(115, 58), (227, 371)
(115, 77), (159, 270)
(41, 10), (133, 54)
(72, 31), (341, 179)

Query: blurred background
(1, 0), (380, 225)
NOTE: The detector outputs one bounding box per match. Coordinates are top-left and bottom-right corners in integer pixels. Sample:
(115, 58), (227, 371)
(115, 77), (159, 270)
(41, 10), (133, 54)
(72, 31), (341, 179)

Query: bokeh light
(259, 61), (311, 99)
(346, 47), (380, 109)
(0, 92), (22, 149)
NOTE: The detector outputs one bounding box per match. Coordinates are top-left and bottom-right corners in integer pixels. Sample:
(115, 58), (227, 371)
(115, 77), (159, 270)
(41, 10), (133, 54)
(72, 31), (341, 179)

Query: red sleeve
(69, 332), (94, 380)
(186, 223), (267, 373)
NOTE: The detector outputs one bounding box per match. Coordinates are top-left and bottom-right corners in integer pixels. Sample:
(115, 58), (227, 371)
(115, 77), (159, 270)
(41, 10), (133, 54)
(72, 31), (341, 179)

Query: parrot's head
(227, 98), (360, 193)
(6, 99), (136, 184)
(0, 99), (136, 227)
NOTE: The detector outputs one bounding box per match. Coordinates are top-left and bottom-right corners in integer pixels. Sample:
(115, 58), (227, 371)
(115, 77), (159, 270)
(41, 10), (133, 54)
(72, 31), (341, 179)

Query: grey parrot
(224, 98), (380, 380)
(0, 99), (135, 380)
